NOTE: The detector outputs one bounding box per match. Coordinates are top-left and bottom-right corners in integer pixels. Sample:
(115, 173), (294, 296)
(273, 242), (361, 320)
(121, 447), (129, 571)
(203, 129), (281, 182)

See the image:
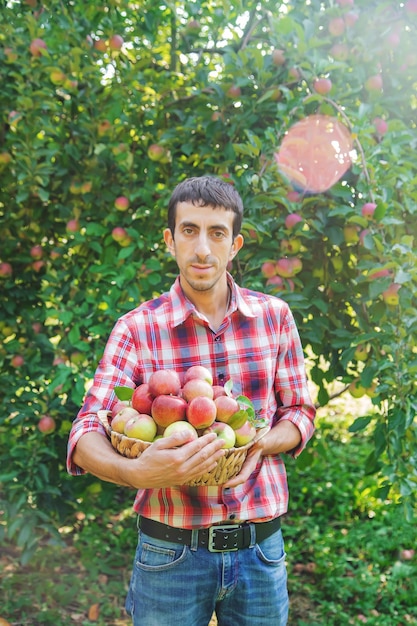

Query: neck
(181, 278), (231, 330)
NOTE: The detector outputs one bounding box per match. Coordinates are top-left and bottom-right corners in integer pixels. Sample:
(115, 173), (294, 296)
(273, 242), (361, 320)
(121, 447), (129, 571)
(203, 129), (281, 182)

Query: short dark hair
(167, 176), (244, 238)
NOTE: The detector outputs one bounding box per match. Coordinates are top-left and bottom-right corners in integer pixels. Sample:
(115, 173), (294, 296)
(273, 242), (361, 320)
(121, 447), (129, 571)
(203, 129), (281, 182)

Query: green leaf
(224, 379), (233, 397)
(228, 411), (250, 430)
(114, 386), (134, 401)
(348, 415), (372, 433)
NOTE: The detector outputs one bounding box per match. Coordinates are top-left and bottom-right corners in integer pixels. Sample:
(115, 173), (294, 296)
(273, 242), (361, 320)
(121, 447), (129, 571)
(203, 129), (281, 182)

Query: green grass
(1, 405), (416, 625)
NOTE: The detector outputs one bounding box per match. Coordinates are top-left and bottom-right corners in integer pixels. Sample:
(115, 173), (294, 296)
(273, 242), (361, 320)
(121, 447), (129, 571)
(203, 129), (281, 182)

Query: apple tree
(1, 0), (416, 558)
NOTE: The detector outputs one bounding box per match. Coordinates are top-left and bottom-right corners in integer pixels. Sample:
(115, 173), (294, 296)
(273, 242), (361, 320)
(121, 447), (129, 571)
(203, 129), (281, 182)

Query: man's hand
(73, 429), (225, 489)
(222, 441), (264, 488)
(222, 420), (302, 489)
(124, 430), (226, 488)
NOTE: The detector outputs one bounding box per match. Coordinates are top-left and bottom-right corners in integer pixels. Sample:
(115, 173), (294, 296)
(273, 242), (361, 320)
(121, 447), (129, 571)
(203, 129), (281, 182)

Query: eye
(212, 230), (226, 239)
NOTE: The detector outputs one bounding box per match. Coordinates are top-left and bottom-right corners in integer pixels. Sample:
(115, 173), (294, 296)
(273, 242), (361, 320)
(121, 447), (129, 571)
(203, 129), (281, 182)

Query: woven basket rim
(98, 409), (269, 454)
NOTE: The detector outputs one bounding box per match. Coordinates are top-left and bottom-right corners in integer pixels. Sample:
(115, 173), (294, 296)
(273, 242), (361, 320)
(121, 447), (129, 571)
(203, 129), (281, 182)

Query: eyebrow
(179, 220), (230, 233)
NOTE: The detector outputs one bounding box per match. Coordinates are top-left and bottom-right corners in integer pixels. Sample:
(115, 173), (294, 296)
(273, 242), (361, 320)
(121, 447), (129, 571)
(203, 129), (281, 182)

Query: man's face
(163, 201), (243, 294)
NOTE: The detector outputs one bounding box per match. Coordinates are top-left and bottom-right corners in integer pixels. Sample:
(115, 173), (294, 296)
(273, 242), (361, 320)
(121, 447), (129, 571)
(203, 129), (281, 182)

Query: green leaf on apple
(114, 386), (134, 401)
(224, 378), (234, 397)
(228, 410), (250, 430)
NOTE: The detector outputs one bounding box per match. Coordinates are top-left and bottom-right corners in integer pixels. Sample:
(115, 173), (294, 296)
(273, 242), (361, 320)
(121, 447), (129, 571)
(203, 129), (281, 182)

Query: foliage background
(1, 0), (416, 562)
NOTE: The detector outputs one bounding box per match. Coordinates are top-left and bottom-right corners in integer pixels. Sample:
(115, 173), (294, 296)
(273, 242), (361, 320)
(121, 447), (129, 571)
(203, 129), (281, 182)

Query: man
(67, 175), (316, 625)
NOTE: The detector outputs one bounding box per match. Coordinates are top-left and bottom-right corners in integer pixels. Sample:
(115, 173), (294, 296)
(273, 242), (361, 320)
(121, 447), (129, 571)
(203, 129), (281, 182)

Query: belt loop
(190, 528), (199, 551)
(249, 522), (257, 548)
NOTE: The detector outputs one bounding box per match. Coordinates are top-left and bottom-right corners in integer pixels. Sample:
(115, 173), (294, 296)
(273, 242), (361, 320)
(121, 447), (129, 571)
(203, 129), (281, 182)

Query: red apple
(151, 394), (187, 428)
(186, 396), (217, 429)
(227, 85), (241, 99)
(275, 258), (294, 278)
(212, 385), (227, 399)
(132, 383), (153, 414)
(361, 202), (377, 219)
(267, 276), (285, 291)
(234, 420), (256, 446)
(0, 262), (13, 278)
(38, 415), (56, 434)
(109, 34), (124, 50)
(204, 422), (236, 448)
(148, 369), (181, 397)
(30, 244), (43, 259)
(11, 355), (24, 368)
(148, 144), (167, 162)
(111, 406), (141, 433)
(163, 420), (198, 441)
(373, 118), (388, 136)
(271, 49), (286, 66)
(66, 219), (80, 233)
(275, 257), (302, 277)
(331, 43), (349, 61)
(344, 11), (359, 27)
(365, 75), (383, 92)
(29, 38), (47, 57)
(183, 365), (213, 386)
(111, 399), (129, 419)
(111, 227), (131, 246)
(182, 378), (214, 402)
(124, 414), (157, 442)
(94, 39), (107, 52)
(32, 260), (45, 272)
(285, 213), (302, 229)
(114, 196), (129, 211)
(328, 17), (345, 36)
(313, 78), (332, 95)
(214, 396), (240, 423)
(261, 262), (277, 278)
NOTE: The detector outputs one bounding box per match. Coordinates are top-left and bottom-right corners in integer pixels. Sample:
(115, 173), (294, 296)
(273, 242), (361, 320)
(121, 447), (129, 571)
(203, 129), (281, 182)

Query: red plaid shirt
(67, 274), (315, 527)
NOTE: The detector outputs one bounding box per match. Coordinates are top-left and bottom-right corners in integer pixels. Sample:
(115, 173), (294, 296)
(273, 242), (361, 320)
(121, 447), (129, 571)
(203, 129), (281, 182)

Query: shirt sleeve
(274, 304), (316, 457)
(66, 318), (139, 475)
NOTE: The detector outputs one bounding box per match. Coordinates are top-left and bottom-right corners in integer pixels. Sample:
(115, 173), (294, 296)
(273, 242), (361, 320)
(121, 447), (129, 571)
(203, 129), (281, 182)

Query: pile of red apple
(110, 366), (258, 449)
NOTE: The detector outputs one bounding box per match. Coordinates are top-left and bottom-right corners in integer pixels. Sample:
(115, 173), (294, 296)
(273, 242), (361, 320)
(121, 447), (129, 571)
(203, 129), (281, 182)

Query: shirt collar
(169, 273), (257, 328)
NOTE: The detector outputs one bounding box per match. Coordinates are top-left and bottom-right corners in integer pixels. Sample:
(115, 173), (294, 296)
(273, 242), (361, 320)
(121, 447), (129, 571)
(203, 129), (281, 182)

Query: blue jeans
(125, 524), (288, 625)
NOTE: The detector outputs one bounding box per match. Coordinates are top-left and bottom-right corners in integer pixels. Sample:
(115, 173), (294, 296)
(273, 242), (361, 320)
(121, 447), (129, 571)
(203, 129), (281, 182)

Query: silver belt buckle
(208, 524), (241, 552)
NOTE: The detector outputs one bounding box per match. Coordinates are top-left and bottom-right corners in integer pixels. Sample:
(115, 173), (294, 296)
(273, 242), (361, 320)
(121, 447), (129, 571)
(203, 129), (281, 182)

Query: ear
(230, 233), (244, 260)
(163, 228), (175, 257)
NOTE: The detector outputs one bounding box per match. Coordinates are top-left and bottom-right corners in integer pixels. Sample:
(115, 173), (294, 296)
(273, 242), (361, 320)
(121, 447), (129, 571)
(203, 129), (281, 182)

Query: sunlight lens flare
(275, 114), (354, 194)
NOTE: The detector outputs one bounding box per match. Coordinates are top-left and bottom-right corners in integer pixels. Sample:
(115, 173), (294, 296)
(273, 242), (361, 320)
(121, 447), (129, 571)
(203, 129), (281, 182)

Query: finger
(223, 449), (261, 488)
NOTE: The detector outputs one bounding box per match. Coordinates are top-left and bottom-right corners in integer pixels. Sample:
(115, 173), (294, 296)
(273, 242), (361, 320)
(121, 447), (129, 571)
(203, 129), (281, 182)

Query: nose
(194, 233), (211, 259)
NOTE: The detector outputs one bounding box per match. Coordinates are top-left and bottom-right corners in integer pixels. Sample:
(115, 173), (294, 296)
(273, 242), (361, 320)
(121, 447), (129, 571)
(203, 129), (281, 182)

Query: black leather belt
(139, 516), (281, 552)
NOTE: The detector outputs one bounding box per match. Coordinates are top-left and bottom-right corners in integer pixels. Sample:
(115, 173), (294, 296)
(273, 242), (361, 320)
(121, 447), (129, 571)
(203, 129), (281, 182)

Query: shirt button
(214, 336), (221, 342)
(229, 513), (236, 520)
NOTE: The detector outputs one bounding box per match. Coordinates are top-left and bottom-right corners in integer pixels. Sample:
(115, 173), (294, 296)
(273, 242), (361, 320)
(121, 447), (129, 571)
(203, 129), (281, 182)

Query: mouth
(191, 264), (212, 273)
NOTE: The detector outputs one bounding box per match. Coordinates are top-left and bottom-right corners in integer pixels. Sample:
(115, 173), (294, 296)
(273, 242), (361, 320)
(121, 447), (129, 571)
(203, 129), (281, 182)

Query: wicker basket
(98, 410), (269, 487)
